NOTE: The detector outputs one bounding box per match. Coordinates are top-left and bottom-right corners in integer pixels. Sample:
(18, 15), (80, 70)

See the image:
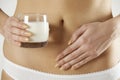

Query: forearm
(105, 14), (120, 40)
(0, 9), (8, 35)
(112, 14), (120, 38)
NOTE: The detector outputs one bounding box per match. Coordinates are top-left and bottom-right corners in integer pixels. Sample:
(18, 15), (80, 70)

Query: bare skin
(1, 0), (120, 80)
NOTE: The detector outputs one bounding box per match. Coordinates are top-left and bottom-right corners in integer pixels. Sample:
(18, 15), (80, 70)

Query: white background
(0, 0), (120, 79)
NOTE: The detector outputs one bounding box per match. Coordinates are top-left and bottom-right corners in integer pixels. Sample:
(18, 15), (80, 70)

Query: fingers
(11, 27), (32, 37)
(55, 22), (109, 70)
(71, 56), (93, 70)
(3, 16), (31, 46)
(55, 51), (94, 70)
(56, 35), (88, 61)
(55, 46), (85, 68)
(56, 39), (81, 61)
(58, 53), (88, 70)
(9, 17), (28, 29)
(5, 31), (21, 46)
(11, 34), (29, 42)
(8, 34), (29, 46)
(68, 25), (86, 45)
(11, 40), (21, 46)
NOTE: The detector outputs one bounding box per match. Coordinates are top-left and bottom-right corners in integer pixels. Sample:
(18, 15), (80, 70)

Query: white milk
(27, 22), (49, 42)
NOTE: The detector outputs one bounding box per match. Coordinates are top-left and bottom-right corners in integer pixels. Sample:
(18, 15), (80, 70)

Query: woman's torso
(3, 0), (120, 75)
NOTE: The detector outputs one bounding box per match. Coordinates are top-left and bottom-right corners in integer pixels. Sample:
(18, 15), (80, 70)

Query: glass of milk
(18, 14), (49, 48)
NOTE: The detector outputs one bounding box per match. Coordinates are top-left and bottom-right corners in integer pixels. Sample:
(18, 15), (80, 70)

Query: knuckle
(11, 16), (18, 21)
(73, 64), (79, 68)
(11, 34), (17, 40)
(16, 28), (20, 34)
(8, 17), (12, 21)
(11, 27), (16, 33)
(10, 20), (15, 25)
(86, 45), (93, 50)
(64, 63), (70, 67)
(69, 60), (75, 65)
(70, 53), (76, 58)
(72, 33), (78, 39)
(11, 34), (21, 41)
(72, 30), (81, 38)
(83, 59), (89, 64)
(11, 40), (20, 46)
(19, 37), (25, 41)
(10, 16), (15, 19)
(66, 63), (72, 67)
(83, 45), (90, 50)
(83, 43), (93, 50)
(81, 60), (86, 64)
(16, 22), (21, 28)
(10, 20), (21, 27)
(90, 51), (99, 57)
(8, 17), (17, 24)
(81, 60), (88, 65)
(20, 30), (24, 35)
(9, 17), (15, 22)
(93, 53), (99, 57)
(59, 60), (66, 65)
(13, 28), (22, 35)
(80, 37), (87, 44)
(68, 46), (73, 51)
(20, 30), (26, 36)
(60, 53), (65, 58)
(82, 24), (89, 28)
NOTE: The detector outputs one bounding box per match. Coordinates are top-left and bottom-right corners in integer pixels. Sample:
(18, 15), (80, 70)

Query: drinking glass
(18, 14), (49, 48)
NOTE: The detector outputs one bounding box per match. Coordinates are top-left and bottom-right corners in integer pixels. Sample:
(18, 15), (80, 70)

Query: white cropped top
(0, 0), (17, 16)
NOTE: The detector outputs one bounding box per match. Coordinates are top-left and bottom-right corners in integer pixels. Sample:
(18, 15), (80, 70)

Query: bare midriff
(2, 0), (120, 79)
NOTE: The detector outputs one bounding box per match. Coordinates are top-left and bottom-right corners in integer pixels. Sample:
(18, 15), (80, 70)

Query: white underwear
(3, 57), (120, 80)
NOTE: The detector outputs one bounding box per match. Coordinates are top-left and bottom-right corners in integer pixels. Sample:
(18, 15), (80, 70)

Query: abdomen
(4, 0), (120, 75)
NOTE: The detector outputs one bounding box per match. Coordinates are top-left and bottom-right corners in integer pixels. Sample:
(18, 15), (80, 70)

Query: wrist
(110, 14), (120, 39)
(112, 14), (120, 26)
(101, 14), (120, 41)
(0, 26), (4, 36)
(0, 9), (8, 36)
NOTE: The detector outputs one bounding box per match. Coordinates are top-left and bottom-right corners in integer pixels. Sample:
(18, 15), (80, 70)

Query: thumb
(68, 25), (86, 45)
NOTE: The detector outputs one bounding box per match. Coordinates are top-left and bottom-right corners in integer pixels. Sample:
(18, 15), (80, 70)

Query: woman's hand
(55, 19), (117, 70)
(2, 17), (32, 46)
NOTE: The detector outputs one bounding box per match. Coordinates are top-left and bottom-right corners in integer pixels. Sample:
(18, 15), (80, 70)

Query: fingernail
(25, 38), (29, 41)
(60, 67), (65, 70)
(56, 55), (61, 61)
(18, 43), (21, 46)
(55, 64), (60, 68)
(56, 57), (60, 61)
(68, 40), (72, 45)
(71, 66), (78, 70)
(25, 32), (32, 36)
(23, 25), (28, 28)
(71, 67), (75, 70)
